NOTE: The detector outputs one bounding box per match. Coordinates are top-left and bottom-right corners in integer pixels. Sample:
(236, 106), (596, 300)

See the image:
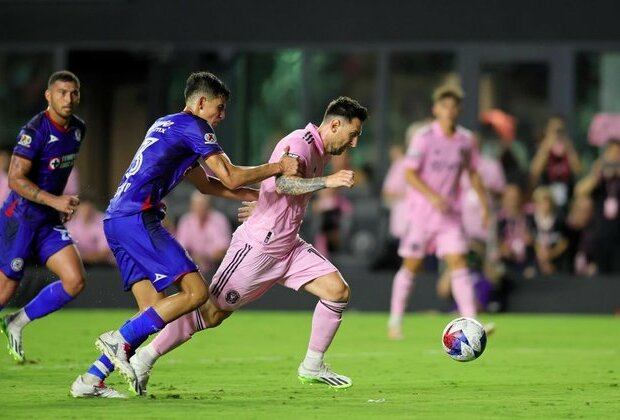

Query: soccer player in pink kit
(128, 97), (368, 392)
(388, 86), (489, 339)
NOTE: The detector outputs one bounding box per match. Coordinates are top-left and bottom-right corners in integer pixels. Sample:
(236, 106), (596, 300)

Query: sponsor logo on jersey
(48, 153), (77, 170)
(49, 157), (61, 170)
(204, 132), (217, 144)
(18, 134), (32, 147)
(53, 226), (72, 241)
(74, 129), (82, 142)
(10, 258), (24, 272)
(225, 290), (240, 305)
(49, 135), (60, 143)
(147, 120), (174, 135)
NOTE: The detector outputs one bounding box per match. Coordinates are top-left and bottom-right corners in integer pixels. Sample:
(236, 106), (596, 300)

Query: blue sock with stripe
(119, 307), (166, 348)
(24, 280), (74, 320)
(86, 354), (115, 381)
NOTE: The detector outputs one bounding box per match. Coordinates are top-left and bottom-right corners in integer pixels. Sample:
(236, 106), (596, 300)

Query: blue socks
(24, 280), (73, 320)
(87, 354), (115, 381)
(119, 307), (166, 348)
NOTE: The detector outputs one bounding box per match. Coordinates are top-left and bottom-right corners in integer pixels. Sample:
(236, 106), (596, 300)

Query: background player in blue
(76, 71), (299, 397)
(0, 71), (86, 363)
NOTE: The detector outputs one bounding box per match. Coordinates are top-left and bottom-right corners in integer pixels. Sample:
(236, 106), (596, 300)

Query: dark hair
(323, 96), (368, 123)
(48, 70), (80, 88)
(184, 72), (230, 102)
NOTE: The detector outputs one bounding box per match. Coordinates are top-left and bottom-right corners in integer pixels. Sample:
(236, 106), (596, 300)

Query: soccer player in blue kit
(0, 71), (85, 363)
(70, 71), (299, 398)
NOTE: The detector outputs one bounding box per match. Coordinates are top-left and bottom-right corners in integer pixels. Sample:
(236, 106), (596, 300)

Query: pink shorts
(209, 235), (338, 311)
(398, 217), (468, 259)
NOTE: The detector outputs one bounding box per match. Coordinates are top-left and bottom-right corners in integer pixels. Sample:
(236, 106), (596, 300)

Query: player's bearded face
(327, 118), (362, 155)
(198, 95), (227, 127)
(46, 81), (80, 119)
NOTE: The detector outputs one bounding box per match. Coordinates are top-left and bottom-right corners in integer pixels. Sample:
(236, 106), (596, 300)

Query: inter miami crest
(225, 290), (240, 305)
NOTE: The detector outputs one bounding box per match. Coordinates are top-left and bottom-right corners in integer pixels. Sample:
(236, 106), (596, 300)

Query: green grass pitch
(0, 310), (618, 419)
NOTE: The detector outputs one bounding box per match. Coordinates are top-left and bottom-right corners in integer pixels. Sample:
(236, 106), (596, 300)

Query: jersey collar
(44, 110), (71, 133)
(305, 123), (325, 156)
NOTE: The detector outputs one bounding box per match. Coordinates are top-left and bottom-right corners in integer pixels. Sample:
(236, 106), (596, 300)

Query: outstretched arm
(186, 166), (259, 202)
(275, 170), (354, 196)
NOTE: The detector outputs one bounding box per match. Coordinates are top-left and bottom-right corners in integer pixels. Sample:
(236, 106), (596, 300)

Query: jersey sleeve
(183, 119), (224, 159)
(269, 134), (312, 175)
(465, 136), (481, 171)
(13, 127), (44, 161)
(404, 132), (427, 171)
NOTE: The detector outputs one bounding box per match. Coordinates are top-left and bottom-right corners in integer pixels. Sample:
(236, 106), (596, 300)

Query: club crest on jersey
(74, 129), (82, 142)
(10, 258), (24, 272)
(49, 157), (61, 170)
(204, 132), (217, 144)
(225, 290), (240, 305)
(18, 134), (32, 147)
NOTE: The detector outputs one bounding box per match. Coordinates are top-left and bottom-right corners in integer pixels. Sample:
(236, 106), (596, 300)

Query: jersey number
(113, 137), (159, 198)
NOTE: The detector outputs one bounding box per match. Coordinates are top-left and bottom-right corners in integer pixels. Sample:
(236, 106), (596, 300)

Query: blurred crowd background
(1, 0), (619, 312)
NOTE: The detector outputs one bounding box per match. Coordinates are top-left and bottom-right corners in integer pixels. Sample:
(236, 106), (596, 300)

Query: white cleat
(129, 349), (151, 396)
(95, 331), (137, 393)
(298, 362), (352, 389)
(0, 315), (25, 364)
(70, 375), (127, 398)
(483, 322), (496, 336)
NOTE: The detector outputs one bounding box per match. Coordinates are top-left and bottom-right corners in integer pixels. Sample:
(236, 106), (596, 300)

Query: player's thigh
(283, 241), (348, 302)
(131, 279), (166, 311)
(443, 253), (468, 271)
(209, 240), (281, 311)
(0, 270), (19, 304)
(436, 223), (469, 270)
(45, 244), (86, 295)
(401, 257), (424, 273)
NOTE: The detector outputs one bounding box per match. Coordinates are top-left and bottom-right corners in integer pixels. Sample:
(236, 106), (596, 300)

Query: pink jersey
(66, 211), (108, 256)
(0, 171), (9, 205)
(404, 121), (479, 227)
(461, 156), (505, 241)
(382, 157), (408, 238)
(237, 123), (330, 257)
(175, 210), (231, 272)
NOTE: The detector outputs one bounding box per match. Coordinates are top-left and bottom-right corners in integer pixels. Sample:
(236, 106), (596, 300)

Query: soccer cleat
(298, 362), (352, 389)
(70, 375), (127, 398)
(387, 326), (404, 340)
(129, 349), (151, 396)
(0, 315), (25, 364)
(483, 322), (496, 336)
(95, 331), (137, 393)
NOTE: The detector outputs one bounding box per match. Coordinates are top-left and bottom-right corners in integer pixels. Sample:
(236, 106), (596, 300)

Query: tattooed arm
(8, 155), (79, 215)
(275, 170), (355, 196)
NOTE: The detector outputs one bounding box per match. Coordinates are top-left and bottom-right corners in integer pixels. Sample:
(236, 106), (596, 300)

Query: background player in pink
(388, 86), (489, 339)
(175, 191), (231, 274)
(127, 96), (368, 392)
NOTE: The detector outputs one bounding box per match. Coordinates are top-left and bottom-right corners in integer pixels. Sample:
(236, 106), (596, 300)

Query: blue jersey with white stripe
(105, 112), (223, 219)
(1, 111), (85, 224)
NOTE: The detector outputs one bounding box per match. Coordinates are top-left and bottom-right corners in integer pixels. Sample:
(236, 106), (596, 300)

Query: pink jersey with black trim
(236, 123), (330, 257)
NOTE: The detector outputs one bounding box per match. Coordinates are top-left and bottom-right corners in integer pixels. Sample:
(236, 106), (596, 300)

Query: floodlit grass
(0, 310), (618, 419)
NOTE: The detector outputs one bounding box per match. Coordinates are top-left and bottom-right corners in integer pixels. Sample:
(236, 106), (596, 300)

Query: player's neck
(45, 108), (70, 129)
(437, 120), (456, 137)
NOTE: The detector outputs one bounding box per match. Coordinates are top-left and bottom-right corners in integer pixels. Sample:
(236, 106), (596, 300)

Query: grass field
(0, 310), (618, 419)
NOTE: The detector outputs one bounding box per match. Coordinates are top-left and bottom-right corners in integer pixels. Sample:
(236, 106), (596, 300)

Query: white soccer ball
(442, 317), (487, 362)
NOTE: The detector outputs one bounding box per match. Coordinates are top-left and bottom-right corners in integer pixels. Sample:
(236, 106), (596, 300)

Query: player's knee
(330, 281), (351, 303)
(62, 273), (85, 296)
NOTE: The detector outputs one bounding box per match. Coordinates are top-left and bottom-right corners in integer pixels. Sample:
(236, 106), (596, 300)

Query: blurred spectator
(575, 139), (620, 274)
(0, 147), (11, 204)
(480, 109), (529, 186)
(588, 113), (620, 147)
(64, 167), (80, 195)
(66, 198), (114, 266)
(312, 188), (352, 257)
(176, 191), (232, 275)
(564, 194), (595, 275)
(497, 184), (536, 279)
(530, 116), (582, 211)
(531, 186), (569, 275)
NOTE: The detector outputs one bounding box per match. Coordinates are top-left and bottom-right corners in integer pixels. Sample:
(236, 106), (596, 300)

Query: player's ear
(331, 118), (341, 133)
(44, 89), (51, 103)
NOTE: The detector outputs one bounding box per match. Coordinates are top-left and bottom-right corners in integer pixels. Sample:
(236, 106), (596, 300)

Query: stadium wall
(7, 263), (619, 315)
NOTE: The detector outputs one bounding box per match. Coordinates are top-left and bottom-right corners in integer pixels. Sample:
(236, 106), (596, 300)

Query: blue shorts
(104, 210), (198, 292)
(0, 214), (73, 281)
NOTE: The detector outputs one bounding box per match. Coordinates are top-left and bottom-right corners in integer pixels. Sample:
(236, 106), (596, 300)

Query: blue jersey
(106, 112), (223, 219)
(1, 111), (86, 224)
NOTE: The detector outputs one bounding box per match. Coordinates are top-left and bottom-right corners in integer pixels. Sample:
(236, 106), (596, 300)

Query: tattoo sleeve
(275, 175), (327, 195)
